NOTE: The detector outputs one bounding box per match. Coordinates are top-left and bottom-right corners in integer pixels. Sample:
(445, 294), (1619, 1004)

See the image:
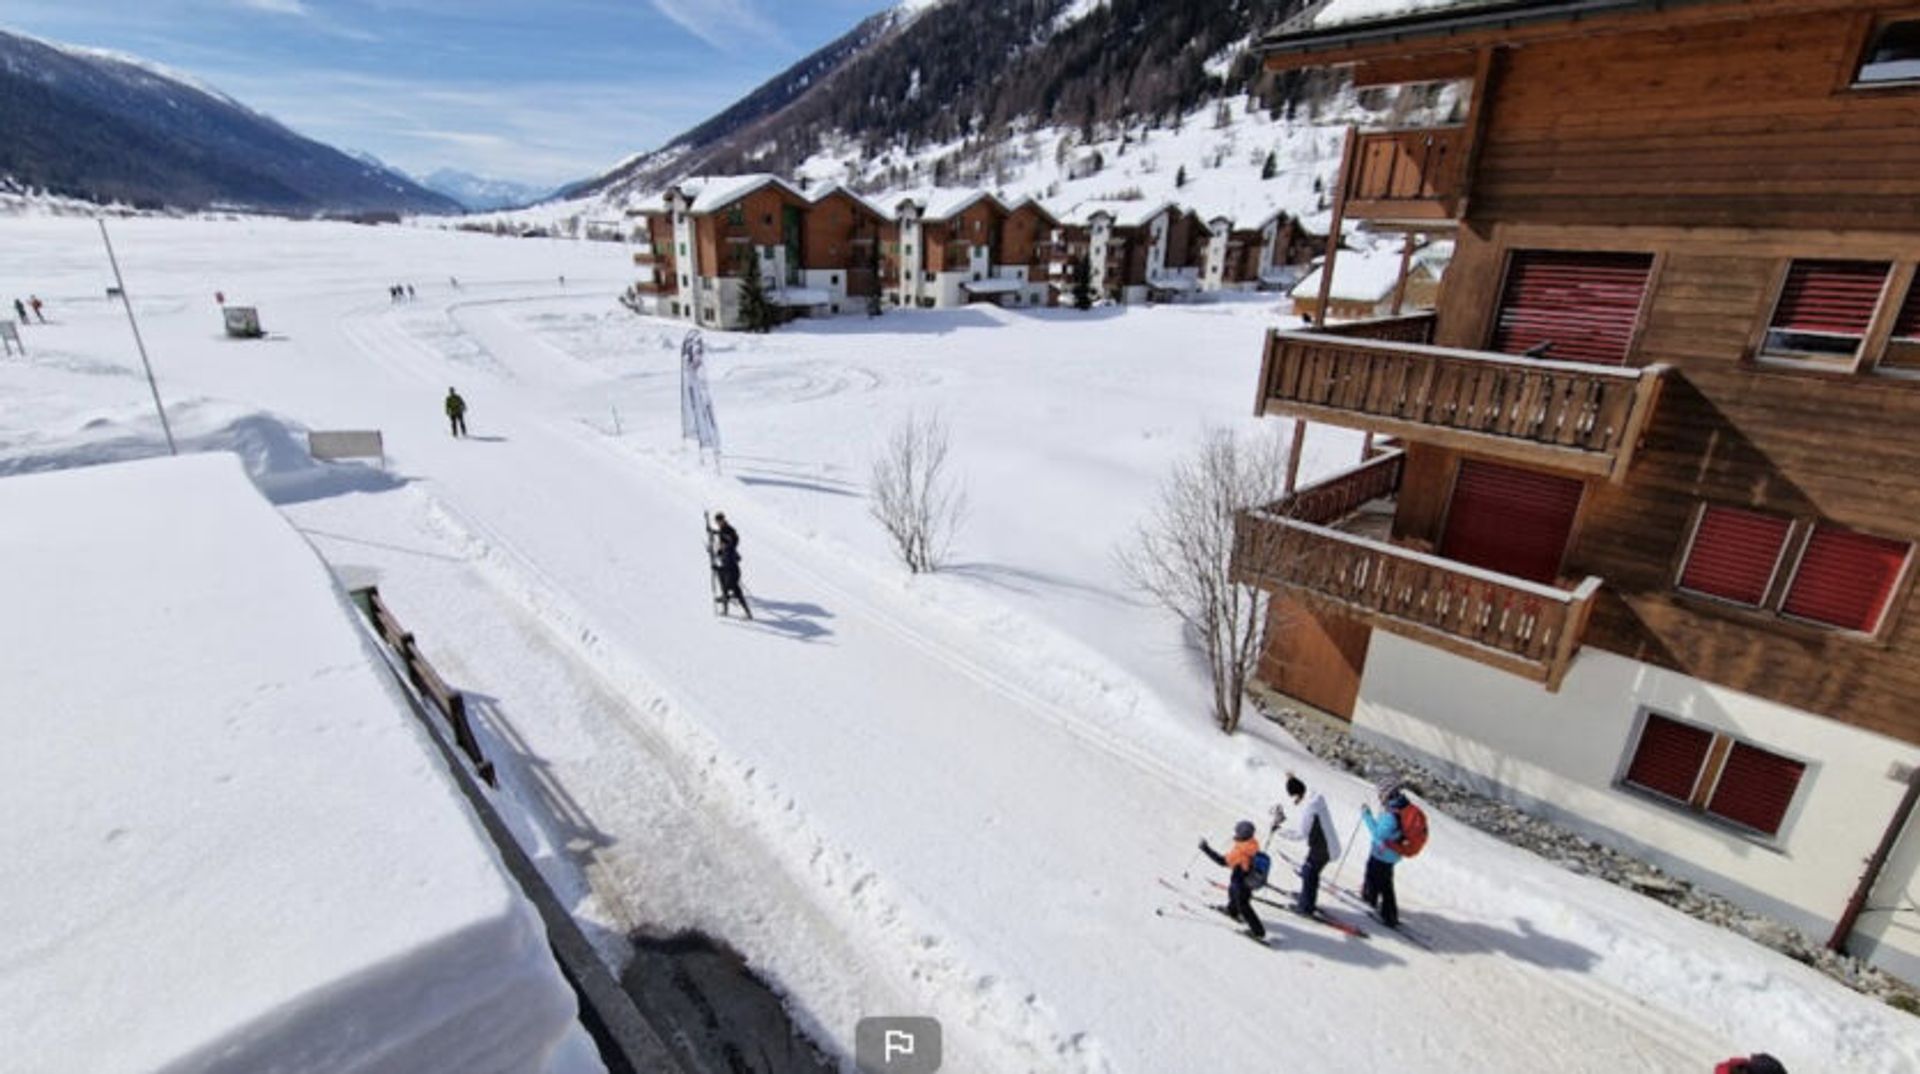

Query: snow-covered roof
(1277, 0), (1648, 41)
(1307, 0), (1501, 30)
(1065, 199), (1173, 229)
(808, 183), (892, 220)
(668, 174), (805, 215)
(1003, 196), (1061, 224)
(1290, 246), (1435, 303)
(0, 454), (589, 1073)
(962, 277), (1027, 294)
(892, 186), (1007, 221)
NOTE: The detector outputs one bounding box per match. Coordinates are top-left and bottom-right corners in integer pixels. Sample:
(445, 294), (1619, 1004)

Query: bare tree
(1120, 428), (1291, 734)
(870, 411), (967, 574)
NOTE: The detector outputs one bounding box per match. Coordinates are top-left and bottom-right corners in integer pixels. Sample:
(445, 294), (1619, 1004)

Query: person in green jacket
(444, 387), (467, 437)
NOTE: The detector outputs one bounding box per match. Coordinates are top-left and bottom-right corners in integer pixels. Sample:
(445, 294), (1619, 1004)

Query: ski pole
(1330, 813), (1365, 889)
(1180, 845), (1204, 880)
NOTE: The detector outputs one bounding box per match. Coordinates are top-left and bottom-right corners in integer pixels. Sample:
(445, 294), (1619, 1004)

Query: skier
(708, 512), (752, 619)
(28, 296), (44, 323)
(1272, 774), (1340, 916)
(11, 298), (25, 323)
(1715, 1056), (1787, 1074)
(1359, 777), (1420, 929)
(1198, 820), (1267, 941)
(444, 387), (468, 437)
(215, 291), (226, 306)
(406, 283), (415, 301)
(449, 276), (460, 290)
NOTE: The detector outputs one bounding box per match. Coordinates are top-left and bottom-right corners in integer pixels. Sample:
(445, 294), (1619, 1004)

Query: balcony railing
(1255, 329), (1667, 482)
(1317, 312), (1436, 344)
(1345, 127), (1469, 221)
(1234, 509), (1601, 689)
(1276, 450), (1405, 526)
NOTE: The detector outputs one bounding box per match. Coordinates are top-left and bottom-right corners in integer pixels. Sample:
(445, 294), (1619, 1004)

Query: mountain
(0, 29), (461, 215)
(420, 168), (553, 212)
(569, 0), (1325, 203)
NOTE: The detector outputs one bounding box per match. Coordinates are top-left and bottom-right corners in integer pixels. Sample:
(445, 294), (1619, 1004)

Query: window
(1674, 504), (1914, 637)
(1856, 19), (1920, 85)
(1623, 714), (1713, 803)
(1781, 525), (1912, 633)
(1621, 713), (1806, 838)
(1761, 259), (1889, 362)
(1677, 506), (1793, 606)
(726, 207), (744, 227)
(1883, 279), (1920, 374)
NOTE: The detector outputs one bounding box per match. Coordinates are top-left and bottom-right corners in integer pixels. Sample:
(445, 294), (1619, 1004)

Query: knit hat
(1374, 774), (1404, 802)
(1743, 1056), (1787, 1074)
(1233, 820), (1256, 841)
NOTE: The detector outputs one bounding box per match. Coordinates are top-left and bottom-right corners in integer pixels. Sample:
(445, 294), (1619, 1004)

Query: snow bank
(0, 398), (401, 504)
(0, 454), (597, 1074)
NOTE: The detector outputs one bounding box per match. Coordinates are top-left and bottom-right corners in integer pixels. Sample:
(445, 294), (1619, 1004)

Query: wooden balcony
(1234, 507), (1602, 690)
(1345, 127), (1469, 221)
(1316, 312), (1436, 344)
(1276, 449), (1405, 526)
(1254, 329), (1667, 482)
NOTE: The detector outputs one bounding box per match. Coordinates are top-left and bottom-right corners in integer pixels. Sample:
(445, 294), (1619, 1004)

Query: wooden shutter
(1491, 250), (1654, 366)
(1781, 525), (1912, 632)
(1678, 506), (1792, 606)
(1769, 260), (1888, 335)
(1704, 743), (1805, 836)
(1624, 715), (1712, 803)
(1439, 460), (1585, 584)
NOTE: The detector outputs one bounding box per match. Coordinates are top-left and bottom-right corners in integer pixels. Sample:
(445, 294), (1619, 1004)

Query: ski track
(356, 297), (1738, 1073)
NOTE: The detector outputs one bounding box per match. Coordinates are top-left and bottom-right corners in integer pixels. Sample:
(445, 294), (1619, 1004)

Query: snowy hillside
(1, 215), (1914, 1072)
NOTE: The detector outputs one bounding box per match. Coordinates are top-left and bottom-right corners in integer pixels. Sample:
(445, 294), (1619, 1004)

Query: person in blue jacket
(1360, 779), (1408, 929)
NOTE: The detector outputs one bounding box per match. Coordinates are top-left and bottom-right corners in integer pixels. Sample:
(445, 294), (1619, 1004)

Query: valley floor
(2, 216), (1914, 1073)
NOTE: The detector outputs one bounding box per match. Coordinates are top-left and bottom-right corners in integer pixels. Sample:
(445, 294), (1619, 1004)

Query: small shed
(223, 306), (264, 339)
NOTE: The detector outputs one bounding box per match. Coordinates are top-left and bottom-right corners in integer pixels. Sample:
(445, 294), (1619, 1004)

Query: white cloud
(648, 0), (786, 52)
(234, 0), (310, 15)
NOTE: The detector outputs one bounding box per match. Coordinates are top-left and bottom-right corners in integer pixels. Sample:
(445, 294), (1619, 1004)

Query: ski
(1154, 879), (1279, 947)
(1204, 880), (1369, 938)
(1324, 885), (1435, 951)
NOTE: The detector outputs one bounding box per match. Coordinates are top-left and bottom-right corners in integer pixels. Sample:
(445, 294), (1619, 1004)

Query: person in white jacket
(1273, 774), (1341, 916)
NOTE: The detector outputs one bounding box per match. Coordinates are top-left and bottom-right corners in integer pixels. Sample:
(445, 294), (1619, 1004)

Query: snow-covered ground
(2, 215), (1916, 1073)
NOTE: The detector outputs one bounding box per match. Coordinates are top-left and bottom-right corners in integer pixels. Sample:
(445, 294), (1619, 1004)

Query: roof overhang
(1258, 0), (1751, 73)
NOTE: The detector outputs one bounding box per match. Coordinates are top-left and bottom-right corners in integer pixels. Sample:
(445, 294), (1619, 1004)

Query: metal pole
(1829, 763), (1920, 954)
(98, 219), (176, 456)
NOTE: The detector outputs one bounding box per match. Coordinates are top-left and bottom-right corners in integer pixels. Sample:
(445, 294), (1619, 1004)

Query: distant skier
(444, 387), (468, 437)
(406, 283), (415, 301)
(708, 512), (752, 619)
(215, 291), (226, 306)
(11, 298), (25, 323)
(1199, 820), (1268, 941)
(1272, 774), (1340, 916)
(28, 296), (44, 323)
(449, 276), (460, 290)
(1359, 777), (1426, 930)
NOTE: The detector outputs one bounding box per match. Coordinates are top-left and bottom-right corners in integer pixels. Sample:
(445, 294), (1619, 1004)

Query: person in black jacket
(709, 513), (752, 619)
(1199, 820), (1266, 940)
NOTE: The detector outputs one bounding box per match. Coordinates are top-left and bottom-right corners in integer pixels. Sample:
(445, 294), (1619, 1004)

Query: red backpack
(1387, 801), (1428, 858)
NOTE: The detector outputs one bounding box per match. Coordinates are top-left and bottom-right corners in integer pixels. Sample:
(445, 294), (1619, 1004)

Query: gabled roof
(1064, 199), (1174, 229)
(1003, 196), (1061, 226)
(1289, 245), (1438, 303)
(891, 187), (1009, 222)
(663, 174), (806, 215)
(808, 183), (892, 221)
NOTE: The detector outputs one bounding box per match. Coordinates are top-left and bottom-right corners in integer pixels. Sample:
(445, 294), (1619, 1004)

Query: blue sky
(2, 0), (903, 189)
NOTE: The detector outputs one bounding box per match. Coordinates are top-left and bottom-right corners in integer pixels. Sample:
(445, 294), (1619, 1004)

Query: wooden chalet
(1242, 0), (1920, 980)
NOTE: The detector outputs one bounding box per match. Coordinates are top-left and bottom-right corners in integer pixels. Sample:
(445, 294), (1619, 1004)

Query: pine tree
(738, 247), (775, 333)
(1175, 165), (1188, 188)
(1262, 151), (1277, 180)
(1071, 254), (1094, 311)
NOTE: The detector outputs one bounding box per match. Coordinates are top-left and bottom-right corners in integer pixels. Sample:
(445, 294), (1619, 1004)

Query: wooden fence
(354, 586), (495, 785)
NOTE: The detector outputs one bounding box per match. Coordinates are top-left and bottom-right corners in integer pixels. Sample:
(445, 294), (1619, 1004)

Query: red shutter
(1439, 460), (1585, 584)
(1491, 251), (1654, 366)
(1781, 525), (1912, 632)
(1678, 507), (1792, 606)
(1705, 743), (1805, 836)
(1624, 715), (1712, 803)
(1769, 260), (1889, 336)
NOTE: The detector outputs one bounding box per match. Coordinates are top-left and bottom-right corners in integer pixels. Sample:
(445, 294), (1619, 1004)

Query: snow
(0, 449), (597, 1074)
(2, 214), (1916, 1073)
(1291, 245), (1424, 303)
(961, 277), (1026, 294)
(679, 173), (801, 214)
(1051, 0), (1110, 34)
(1308, 0), (1502, 30)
